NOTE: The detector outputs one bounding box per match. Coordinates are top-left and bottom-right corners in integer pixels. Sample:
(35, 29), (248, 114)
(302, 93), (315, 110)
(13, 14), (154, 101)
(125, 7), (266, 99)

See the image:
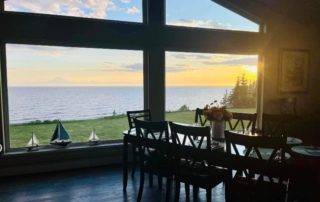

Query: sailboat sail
(27, 132), (39, 151)
(50, 121), (72, 146)
(27, 132), (39, 147)
(89, 130), (99, 143)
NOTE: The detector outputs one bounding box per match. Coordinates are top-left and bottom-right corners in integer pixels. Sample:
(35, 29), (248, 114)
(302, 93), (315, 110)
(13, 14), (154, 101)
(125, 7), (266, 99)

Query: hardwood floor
(0, 165), (225, 202)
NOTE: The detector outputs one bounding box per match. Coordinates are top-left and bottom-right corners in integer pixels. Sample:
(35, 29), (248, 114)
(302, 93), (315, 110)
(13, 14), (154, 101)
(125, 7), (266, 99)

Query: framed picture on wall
(279, 49), (309, 93)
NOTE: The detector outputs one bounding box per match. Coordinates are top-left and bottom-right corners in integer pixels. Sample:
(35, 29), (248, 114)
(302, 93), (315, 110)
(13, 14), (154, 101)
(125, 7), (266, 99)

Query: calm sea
(8, 87), (232, 124)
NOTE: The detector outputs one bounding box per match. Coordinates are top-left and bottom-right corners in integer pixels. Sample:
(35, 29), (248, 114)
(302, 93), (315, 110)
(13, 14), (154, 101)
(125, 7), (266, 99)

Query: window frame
(0, 0), (264, 155)
(2, 42), (145, 152)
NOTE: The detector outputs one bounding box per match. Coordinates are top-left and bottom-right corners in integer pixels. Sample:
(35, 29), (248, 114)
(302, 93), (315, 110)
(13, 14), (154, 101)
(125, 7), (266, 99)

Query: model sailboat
(50, 121), (72, 146)
(27, 132), (39, 151)
(88, 129), (99, 144)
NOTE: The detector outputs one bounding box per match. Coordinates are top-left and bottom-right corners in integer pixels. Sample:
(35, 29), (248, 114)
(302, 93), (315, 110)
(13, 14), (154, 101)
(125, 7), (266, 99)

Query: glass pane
(5, 0), (142, 23)
(166, 0), (259, 32)
(6, 44), (143, 148)
(165, 51), (258, 124)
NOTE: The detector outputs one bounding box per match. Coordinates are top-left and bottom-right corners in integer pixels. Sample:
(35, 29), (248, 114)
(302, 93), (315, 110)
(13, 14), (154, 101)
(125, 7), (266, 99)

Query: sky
(5, 0), (259, 87)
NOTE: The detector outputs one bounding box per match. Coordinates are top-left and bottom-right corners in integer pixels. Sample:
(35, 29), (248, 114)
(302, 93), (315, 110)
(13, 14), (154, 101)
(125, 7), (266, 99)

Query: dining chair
(261, 113), (299, 138)
(224, 131), (288, 202)
(126, 109), (152, 178)
(226, 112), (257, 133)
(169, 122), (227, 202)
(261, 113), (286, 137)
(134, 119), (173, 202)
(194, 108), (208, 126)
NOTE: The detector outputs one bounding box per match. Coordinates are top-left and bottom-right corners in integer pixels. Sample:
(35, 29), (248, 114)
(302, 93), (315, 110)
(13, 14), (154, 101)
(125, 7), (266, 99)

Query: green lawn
(10, 108), (255, 148)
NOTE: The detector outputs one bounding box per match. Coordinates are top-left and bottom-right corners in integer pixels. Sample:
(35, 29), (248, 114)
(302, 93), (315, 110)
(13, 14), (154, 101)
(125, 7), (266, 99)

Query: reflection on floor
(0, 165), (225, 202)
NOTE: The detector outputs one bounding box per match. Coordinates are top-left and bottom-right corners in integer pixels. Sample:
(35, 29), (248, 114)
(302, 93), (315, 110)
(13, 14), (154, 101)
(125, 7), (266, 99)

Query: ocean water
(8, 86), (232, 124)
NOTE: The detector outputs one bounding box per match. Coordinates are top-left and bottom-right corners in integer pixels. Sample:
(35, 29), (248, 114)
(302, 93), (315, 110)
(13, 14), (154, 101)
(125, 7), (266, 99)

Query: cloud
(121, 0), (131, 3)
(100, 62), (142, 72)
(202, 57), (258, 66)
(126, 6), (140, 14)
(6, 44), (75, 57)
(166, 65), (198, 72)
(45, 77), (73, 85)
(168, 19), (234, 30)
(171, 53), (212, 60)
(5, 0), (117, 19)
(125, 63), (142, 71)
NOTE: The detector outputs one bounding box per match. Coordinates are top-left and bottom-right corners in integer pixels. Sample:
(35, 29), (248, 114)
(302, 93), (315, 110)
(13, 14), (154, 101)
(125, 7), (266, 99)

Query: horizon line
(8, 85), (234, 88)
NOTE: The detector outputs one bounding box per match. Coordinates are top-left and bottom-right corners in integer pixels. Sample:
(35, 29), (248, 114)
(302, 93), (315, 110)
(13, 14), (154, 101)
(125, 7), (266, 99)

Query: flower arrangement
(203, 100), (233, 121)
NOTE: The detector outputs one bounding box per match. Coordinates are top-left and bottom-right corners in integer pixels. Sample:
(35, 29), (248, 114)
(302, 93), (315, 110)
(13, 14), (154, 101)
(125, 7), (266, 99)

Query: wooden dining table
(122, 127), (303, 191)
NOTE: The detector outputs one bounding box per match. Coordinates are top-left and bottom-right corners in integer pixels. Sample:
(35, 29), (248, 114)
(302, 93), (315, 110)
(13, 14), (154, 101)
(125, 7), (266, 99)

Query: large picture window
(165, 51), (258, 123)
(5, 0), (142, 23)
(6, 44), (143, 148)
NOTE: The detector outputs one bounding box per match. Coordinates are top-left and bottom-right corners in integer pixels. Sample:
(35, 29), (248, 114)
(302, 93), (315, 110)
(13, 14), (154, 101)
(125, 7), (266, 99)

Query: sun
(245, 65), (257, 74)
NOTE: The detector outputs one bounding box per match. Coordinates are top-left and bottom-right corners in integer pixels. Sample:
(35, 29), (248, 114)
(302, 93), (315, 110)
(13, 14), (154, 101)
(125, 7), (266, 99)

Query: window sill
(4, 140), (123, 156)
(0, 140), (127, 177)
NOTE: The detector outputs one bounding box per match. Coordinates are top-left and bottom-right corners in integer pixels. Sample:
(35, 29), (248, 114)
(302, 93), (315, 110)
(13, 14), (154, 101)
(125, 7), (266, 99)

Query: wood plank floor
(0, 165), (225, 202)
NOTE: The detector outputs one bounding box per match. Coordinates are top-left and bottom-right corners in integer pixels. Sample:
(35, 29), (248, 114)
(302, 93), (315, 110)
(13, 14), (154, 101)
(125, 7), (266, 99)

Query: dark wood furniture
(127, 109), (152, 129)
(169, 122), (226, 202)
(261, 113), (286, 137)
(225, 131), (288, 202)
(126, 109), (152, 178)
(226, 112), (257, 133)
(194, 108), (208, 126)
(134, 119), (172, 202)
(289, 145), (320, 202)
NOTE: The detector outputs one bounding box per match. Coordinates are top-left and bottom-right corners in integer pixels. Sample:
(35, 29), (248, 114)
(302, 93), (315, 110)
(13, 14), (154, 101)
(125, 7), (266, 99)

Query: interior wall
(262, 15), (320, 114)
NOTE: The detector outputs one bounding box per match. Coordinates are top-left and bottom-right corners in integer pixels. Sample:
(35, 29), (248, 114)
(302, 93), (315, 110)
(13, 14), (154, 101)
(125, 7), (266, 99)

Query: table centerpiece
(203, 100), (233, 141)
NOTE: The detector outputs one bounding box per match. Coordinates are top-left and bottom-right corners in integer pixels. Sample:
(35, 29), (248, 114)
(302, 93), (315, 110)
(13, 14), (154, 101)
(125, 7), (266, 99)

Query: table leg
(123, 137), (128, 192)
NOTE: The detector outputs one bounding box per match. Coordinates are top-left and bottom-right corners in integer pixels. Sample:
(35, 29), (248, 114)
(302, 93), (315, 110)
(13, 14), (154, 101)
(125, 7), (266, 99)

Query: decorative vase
(210, 120), (225, 141)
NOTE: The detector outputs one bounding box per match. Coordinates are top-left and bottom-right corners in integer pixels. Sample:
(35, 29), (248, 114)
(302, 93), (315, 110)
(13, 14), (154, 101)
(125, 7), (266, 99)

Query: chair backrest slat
(225, 131), (287, 185)
(127, 109), (151, 129)
(134, 119), (170, 161)
(227, 112), (257, 133)
(169, 122), (211, 150)
(194, 108), (208, 126)
(262, 113), (298, 138)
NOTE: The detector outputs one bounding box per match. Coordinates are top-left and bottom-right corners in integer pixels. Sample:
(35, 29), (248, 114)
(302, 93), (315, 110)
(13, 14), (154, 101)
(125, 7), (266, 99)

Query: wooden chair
(225, 131), (288, 202)
(127, 109), (152, 129)
(194, 108), (208, 126)
(169, 122), (226, 202)
(126, 109), (152, 178)
(261, 113), (286, 137)
(134, 119), (172, 202)
(226, 112), (257, 133)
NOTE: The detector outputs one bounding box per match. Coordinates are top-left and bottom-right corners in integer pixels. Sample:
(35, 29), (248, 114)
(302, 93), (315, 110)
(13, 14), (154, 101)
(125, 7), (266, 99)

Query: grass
(9, 108), (255, 148)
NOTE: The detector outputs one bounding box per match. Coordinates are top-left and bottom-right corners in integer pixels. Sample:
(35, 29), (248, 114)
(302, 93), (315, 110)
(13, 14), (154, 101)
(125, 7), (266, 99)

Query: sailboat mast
(58, 122), (61, 139)
(32, 132), (34, 146)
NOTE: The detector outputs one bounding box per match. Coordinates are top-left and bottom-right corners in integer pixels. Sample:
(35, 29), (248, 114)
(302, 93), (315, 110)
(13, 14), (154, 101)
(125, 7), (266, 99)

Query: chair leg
(158, 176), (163, 190)
(166, 177), (172, 202)
(175, 180), (180, 202)
(149, 173), (153, 187)
(206, 189), (212, 202)
(137, 168), (145, 202)
(185, 183), (190, 200)
(193, 186), (199, 201)
(131, 147), (137, 178)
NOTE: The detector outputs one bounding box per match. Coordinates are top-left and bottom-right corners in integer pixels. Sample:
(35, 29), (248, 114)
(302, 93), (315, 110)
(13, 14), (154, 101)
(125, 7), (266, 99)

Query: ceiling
(212, 0), (320, 31)
(256, 0), (320, 29)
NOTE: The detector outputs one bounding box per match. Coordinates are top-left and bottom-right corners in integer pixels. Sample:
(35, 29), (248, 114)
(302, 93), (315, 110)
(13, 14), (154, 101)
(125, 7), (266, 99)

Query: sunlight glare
(245, 65), (257, 74)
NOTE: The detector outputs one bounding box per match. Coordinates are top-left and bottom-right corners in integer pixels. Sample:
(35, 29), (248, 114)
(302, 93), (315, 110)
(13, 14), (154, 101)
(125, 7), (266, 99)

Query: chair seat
(227, 176), (287, 202)
(177, 166), (227, 188)
(144, 153), (174, 176)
